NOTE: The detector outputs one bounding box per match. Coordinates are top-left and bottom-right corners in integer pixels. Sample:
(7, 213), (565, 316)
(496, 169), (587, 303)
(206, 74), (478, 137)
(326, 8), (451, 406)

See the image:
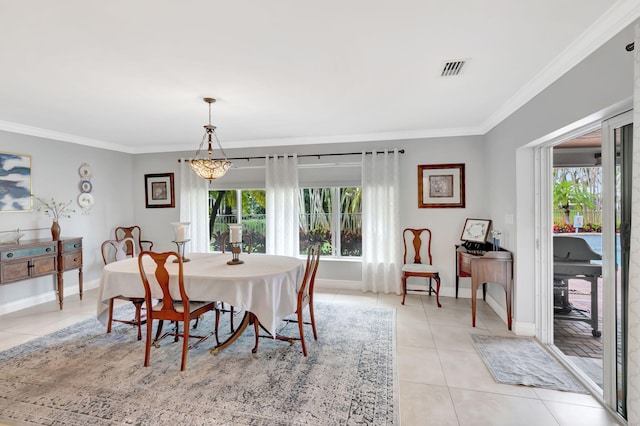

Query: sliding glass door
(602, 111), (632, 417)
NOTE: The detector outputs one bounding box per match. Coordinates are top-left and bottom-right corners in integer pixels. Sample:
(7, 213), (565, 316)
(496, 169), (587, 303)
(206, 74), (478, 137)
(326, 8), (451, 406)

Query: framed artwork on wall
(144, 173), (175, 208)
(418, 163), (465, 208)
(0, 152), (32, 212)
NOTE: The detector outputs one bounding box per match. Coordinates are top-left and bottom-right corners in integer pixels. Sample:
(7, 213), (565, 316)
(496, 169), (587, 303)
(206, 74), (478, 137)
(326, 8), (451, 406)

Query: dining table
(97, 252), (305, 353)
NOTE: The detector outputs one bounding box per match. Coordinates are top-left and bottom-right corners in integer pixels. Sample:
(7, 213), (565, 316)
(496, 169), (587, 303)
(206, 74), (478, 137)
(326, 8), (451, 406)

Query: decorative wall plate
(78, 163), (92, 178)
(80, 179), (93, 193)
(78, 193), (94, 208)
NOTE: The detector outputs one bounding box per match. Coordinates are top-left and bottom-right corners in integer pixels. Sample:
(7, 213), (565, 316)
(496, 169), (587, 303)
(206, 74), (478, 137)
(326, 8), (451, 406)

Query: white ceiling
(0, 1), (638, 154)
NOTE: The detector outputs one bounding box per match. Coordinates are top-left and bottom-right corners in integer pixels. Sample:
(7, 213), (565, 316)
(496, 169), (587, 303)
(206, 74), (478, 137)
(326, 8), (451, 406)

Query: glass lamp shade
(190, 159), (232, 181)
(171, 222), (191, 242)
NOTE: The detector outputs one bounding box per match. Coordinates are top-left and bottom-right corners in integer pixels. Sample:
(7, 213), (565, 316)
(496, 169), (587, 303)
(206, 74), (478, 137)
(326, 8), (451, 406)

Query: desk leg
(471, 279), (477, 327)
(210, 311), (251, 355)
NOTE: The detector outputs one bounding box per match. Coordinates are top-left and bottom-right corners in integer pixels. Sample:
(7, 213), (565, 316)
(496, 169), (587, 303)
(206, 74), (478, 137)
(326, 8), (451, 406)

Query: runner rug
(470, 334), (587, 393)
(0, 302), (397, 425)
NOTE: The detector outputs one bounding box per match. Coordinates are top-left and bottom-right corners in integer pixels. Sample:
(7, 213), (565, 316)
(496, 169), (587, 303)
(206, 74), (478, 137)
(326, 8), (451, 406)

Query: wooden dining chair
(138, 251), (219, 371)
(253, 243), (321, 356)
(115, 225), (154, 257)
(401, 228), (441, 307)
(101, 238), (145, 340)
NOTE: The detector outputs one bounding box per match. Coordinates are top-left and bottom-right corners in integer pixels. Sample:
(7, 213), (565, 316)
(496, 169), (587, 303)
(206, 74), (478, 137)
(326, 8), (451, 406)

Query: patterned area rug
(470, 334), (587, 393)
(0, 302), (397, 425)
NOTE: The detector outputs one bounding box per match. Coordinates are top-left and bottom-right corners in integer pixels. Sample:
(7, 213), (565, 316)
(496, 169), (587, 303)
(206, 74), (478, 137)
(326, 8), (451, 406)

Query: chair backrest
(298, 243), (321, 302)
(101, 238), (136, 265)
(115, 226), (149, 257)
(403, 228), (433, 265)
(221, 233), (253, 254)
(138, 251), (189, 321)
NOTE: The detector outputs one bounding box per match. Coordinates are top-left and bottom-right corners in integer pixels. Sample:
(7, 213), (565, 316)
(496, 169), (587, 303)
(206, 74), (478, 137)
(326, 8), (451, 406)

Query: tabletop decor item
(35, 196), (75, 240)
(170, 222), (191, 262)
(227, 223), (244, 265)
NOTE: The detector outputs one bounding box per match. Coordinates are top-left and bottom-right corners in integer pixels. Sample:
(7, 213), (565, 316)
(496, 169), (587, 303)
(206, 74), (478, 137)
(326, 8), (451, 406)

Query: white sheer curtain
(266, 154), (299, 256)
(361, 149), (401, 294)
(627, 21), (640, 425)
(179, 160), (210, 253)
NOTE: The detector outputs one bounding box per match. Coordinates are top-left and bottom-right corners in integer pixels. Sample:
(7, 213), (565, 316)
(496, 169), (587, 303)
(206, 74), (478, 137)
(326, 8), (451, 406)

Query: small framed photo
(460, 218), (492, 243)
(418, 163), (465, 208)
(144, 173), (175, 208)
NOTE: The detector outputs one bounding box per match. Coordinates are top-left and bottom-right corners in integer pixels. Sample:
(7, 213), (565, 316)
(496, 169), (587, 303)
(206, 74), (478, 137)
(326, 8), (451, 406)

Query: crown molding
(481, 0), (640, 134)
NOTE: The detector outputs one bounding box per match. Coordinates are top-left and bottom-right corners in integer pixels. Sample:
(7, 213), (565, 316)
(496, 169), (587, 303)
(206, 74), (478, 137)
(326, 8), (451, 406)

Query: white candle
(229, 224), (242, 243)
(176, 226), (185, 241)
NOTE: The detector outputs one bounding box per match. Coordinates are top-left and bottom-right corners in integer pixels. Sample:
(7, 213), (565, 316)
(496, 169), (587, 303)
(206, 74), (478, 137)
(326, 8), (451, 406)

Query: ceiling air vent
(441, 60), (465, 77)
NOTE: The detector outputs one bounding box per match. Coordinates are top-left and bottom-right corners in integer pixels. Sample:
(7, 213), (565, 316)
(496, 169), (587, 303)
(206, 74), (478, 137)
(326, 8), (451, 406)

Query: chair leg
(298, 309), (307, 357)
(401, 274), (407, 305)
(181, 320), (189, 371)
(133, 300), (143, 341)
(308, 299), (318, 341)
(435, 275), (442, 308)
(144, 317), (153, 367)
(107, 298), (115, 333)
(215, 308), (220, 346)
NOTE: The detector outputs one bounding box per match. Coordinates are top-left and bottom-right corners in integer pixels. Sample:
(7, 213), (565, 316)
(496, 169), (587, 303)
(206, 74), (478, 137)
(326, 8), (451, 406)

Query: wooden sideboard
(0, 238), (83, 309)
(455, 245), (513, 330)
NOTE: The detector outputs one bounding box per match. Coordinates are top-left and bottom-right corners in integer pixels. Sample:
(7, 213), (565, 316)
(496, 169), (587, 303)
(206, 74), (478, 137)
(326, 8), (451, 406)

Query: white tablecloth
(97, 252), (305, 335)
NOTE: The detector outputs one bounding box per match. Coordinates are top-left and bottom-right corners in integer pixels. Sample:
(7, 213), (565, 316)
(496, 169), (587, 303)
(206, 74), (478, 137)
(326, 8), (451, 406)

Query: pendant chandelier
(189, 97), (232, 181)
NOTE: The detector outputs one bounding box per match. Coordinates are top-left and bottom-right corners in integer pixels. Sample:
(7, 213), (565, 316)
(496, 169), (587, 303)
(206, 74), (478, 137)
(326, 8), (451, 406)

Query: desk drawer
(459, 253), (472, 275)
(61, 252), (82, 270)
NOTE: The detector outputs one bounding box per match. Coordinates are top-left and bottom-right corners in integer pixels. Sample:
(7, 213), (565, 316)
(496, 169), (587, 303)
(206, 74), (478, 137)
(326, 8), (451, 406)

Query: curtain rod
(178, 149), (404, 163)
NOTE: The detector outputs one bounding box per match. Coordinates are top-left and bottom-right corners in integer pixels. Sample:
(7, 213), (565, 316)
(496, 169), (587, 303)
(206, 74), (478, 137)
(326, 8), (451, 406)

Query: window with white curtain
(208, 186), (362, 258)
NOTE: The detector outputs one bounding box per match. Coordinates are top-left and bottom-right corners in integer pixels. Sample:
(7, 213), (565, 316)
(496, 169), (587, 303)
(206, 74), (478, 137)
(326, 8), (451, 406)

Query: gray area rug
(0, 302), (398, 425)
(470, 334), (587, 393)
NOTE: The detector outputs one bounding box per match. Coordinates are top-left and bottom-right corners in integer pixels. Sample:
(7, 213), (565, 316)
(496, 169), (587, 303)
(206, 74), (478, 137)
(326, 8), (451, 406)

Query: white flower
(490, 229), (502, 238)
(35, 196), (75, 221)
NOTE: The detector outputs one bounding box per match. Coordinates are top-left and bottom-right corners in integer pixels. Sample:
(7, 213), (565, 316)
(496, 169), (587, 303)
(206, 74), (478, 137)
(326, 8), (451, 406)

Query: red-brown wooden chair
(102, 238), (145, 340)
(138, 251), (219, 371)
(401, 228), (441, 307)
(115, 225), (154, 257)
(253, 243), (321, 356)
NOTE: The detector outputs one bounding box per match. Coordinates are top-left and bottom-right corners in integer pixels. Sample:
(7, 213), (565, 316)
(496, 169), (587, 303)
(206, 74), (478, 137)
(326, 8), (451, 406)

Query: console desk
(0, 237), (83, 309)
(455, 245), (513, 330)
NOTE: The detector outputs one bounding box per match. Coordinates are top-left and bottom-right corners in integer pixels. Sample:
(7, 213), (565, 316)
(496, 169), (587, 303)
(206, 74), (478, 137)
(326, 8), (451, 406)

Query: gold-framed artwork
(418, 163), (465, 208)
(144, 173), (175, 208)
(0, 152), (32, 212)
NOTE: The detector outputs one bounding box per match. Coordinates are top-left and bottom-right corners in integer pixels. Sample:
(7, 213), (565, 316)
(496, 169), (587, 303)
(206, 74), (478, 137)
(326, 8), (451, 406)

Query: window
(209, 190), (266, 253)
(209, 187), (361, 258)
(299, 187), (361, 257)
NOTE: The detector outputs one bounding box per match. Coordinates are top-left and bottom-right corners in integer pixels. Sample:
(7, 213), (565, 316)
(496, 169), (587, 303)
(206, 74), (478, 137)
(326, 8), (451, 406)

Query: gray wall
(0, 130), (133, 310)
(483, 23), (635, 331)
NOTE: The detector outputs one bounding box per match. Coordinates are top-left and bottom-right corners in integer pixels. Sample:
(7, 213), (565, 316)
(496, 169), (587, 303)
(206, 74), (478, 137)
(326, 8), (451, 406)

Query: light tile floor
(0, 288), (624, 425)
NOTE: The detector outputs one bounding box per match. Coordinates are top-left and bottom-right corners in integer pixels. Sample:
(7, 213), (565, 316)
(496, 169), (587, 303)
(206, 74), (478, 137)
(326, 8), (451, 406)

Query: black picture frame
(144, 173), (175, 208)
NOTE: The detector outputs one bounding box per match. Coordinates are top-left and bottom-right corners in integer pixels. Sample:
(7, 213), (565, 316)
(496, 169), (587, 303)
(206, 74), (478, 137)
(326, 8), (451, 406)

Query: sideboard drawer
(61, 252), (82, 270)
(1, 244), (57, 261)
(61, 239), (82, 252)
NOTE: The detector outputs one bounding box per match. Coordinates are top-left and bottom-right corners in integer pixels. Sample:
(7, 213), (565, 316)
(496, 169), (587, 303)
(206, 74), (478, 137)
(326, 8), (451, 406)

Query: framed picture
(418, 163), (465, 208)
(460, 218), (492, 243)
(0, 152), (32, 212)
(144, 173), (175, 208)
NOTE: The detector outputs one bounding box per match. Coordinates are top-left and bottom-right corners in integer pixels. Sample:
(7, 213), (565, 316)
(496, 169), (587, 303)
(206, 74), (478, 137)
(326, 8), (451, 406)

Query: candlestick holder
(172, 239), (191, 263)
(227, 242), (244, 265)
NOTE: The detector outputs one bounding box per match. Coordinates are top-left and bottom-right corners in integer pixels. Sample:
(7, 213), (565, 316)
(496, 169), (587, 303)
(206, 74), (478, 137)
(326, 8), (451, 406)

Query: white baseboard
(0, 279), (100, 316)
(315, 279), (361, 291)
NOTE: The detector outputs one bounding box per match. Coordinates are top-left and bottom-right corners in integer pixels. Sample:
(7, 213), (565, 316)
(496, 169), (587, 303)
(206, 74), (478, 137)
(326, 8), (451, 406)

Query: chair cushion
(152, 300), (214, 313)
(402, 264), (438, 273)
